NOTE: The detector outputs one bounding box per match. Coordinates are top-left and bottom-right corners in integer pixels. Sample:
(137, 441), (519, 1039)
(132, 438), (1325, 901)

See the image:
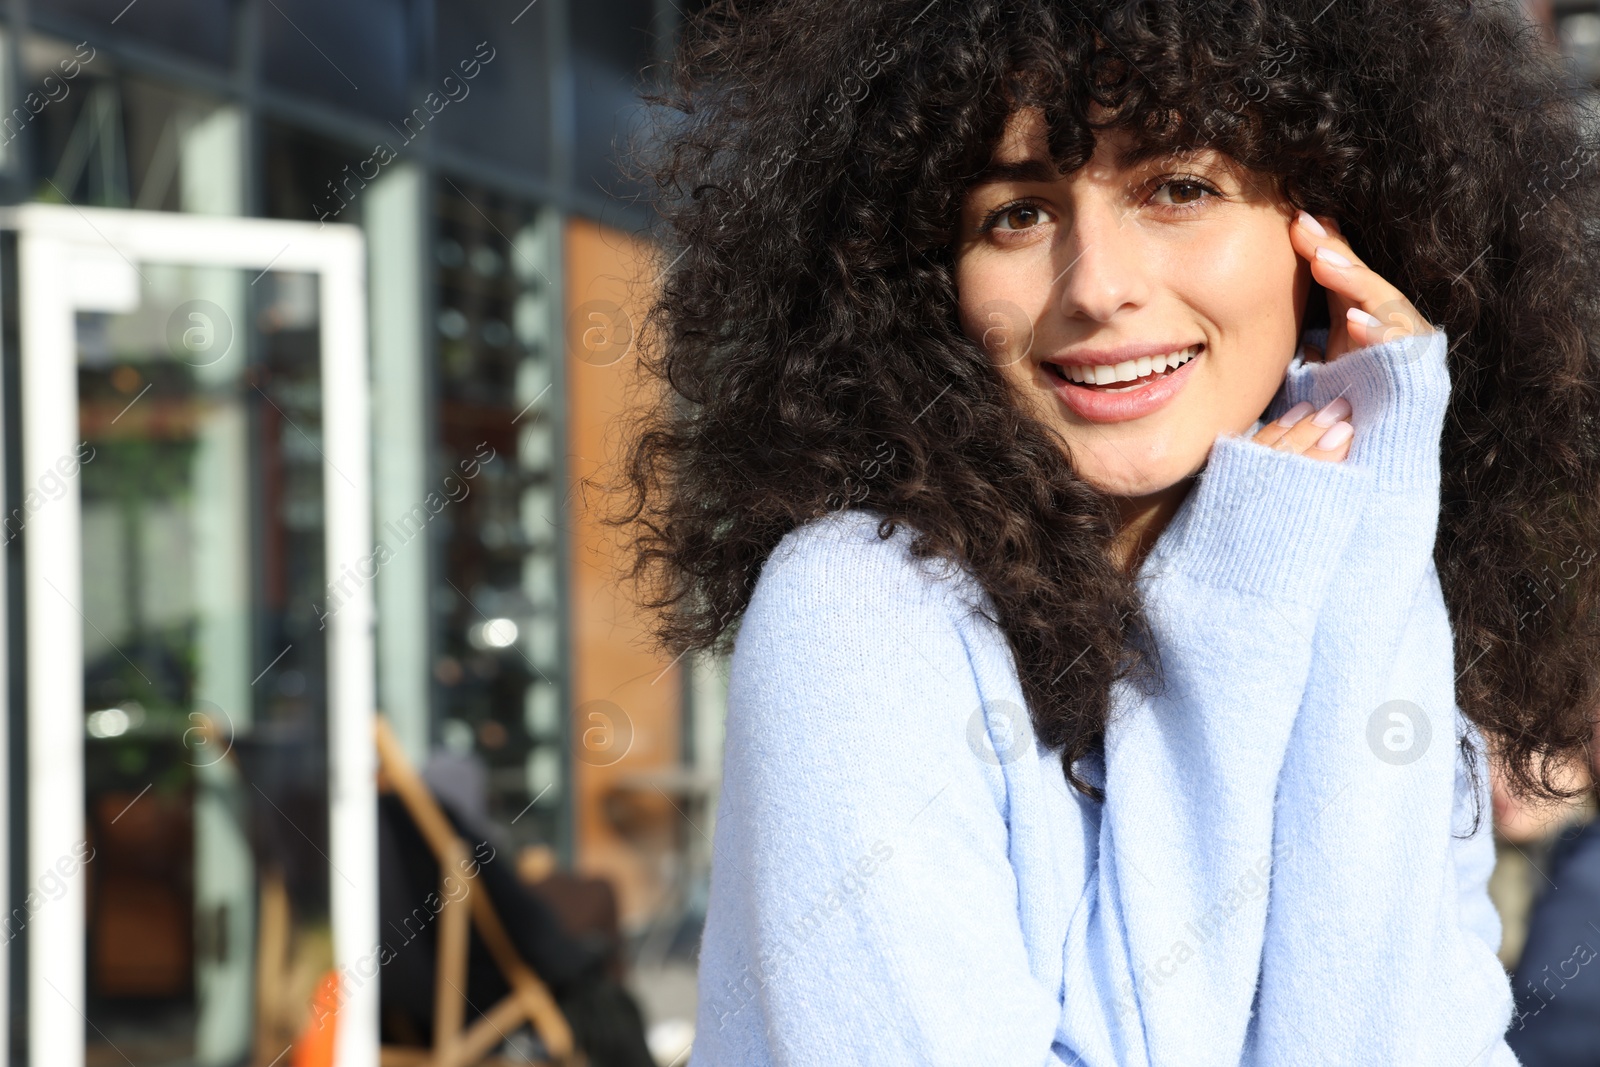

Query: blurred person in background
(620, 0), (1600, 1063)
(1495, 729), (1600, 1065)
(374, 746), (656, 1065)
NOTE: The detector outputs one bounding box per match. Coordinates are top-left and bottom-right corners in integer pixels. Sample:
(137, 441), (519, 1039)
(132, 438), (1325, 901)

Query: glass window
(260, 0), (412, 120)
(261, 120), (373, 225)
(434, 0), (551, 178)
(77, 264), (331, 1063)
(38, 0), (234, 67)
(22, 37), (232, 213)
(572, 0), (657, 203)
(432, 178), (566, 850)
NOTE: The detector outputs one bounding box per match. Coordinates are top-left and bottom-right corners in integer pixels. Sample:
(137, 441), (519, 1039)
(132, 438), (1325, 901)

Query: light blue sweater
(690, 328), (1519, 1066)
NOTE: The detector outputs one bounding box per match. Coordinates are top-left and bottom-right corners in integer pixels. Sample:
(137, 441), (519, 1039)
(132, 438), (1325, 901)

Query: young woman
(619, 0), (1600, 1062)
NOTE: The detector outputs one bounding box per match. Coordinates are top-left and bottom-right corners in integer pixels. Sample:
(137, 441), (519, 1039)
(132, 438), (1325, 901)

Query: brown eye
(985, 202), (1053, 232)
(1151, 178), (1217, 208)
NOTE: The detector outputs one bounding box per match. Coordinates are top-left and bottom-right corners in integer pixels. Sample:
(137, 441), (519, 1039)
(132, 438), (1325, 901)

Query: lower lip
(1047, 350), (1203, 423)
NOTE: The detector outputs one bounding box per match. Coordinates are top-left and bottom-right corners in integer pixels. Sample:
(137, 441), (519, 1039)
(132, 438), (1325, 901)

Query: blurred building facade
(0, 1), (718, 1065)
(2, 1), (1589, 1066)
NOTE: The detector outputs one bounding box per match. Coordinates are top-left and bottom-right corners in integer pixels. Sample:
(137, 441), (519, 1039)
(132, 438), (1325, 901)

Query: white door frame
(1, 202), (377, 1067)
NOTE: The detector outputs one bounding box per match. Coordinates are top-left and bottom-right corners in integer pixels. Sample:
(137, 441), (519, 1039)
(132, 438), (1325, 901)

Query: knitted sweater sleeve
(687, 481), (1359, 1067)
(1065, 364), (1381, 1065)
(687, 514), (1072, 1066)
(1075, 329), (1519, 1066)
(1246, 329), (1519, 1064)
(692, 413), (1382, 1065)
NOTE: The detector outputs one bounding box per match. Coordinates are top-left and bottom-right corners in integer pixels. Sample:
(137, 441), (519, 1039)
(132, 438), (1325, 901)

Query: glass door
(9, 204), (375, 1067)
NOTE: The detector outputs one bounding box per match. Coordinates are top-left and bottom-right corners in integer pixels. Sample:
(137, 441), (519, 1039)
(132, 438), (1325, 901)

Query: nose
(1055, 199), (1149, 323)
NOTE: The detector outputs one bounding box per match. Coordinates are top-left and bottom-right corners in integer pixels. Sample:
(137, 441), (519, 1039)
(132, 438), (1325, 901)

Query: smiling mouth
(1045, 344), (1204, 392)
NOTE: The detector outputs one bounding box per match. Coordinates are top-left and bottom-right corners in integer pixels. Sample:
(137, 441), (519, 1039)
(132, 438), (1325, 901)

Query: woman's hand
(1250, 210), (1436, 464)
(1289, 209), (1435, 361)
(1251, 393), (1356, 460)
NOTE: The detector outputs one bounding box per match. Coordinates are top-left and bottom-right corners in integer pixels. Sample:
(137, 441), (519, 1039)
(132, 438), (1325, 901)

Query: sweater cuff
(1138, 430), (1374, 607)
(1264, 327), (1450, 491)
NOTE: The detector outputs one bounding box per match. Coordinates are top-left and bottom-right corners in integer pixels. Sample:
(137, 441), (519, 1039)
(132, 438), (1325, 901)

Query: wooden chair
(374, 716), (582, 1067)
(252, 868), (296, 1064)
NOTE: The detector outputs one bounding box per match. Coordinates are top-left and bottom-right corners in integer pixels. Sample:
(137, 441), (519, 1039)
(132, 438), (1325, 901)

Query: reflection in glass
(78, 266), (330, 1065)
(35, 0), (234, 68)
(261, 121), (371, 227)
(435, 0), (552, 177)
(433, 180), (567, 854)
(572, 0), (658, 202)
(259, 0), (411, 120)
(24, 37), (232, 212)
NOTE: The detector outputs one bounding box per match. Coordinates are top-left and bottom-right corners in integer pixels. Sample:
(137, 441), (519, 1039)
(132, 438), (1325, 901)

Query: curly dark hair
(613, 0), (1600, 810)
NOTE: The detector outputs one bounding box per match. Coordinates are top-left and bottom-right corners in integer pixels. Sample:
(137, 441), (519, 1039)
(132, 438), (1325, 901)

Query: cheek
(1171, 222), (1307, 449)
(1162, 220), (1308, 426)
(1168, 223), (1303, 334)
(955, 247), (1052, 374)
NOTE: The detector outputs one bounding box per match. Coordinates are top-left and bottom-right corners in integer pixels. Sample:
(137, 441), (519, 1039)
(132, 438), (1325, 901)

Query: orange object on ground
(292, 970), (340, 1067)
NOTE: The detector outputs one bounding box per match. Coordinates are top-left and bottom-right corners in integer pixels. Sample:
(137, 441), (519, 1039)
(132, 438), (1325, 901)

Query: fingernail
(1276, 401), (1315, 428)
(1312, 396), (1352, 427)
(1346, 307), (1382, 330)
(1315, 419), (1354, 451)
(1316, 246), (1353, 268)
(1296, 210), (1327, 237)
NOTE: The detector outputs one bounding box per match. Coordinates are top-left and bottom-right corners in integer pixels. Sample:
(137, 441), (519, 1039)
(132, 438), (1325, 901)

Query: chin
(1075, 467), (1183, 499)
(1069, 446), (1202, 500)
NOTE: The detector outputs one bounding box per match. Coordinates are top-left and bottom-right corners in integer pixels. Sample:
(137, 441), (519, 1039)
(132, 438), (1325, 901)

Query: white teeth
(1064, 344), (1199, 386)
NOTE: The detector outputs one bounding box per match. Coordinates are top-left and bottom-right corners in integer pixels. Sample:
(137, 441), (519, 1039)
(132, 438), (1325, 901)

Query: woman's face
(953, 108), (1311, 499)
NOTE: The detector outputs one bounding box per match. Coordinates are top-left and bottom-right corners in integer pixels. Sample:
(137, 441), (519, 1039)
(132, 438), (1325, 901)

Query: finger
(1252, 400), (1315, 448)
(1290, 212), (1392, 304)
(1298, 341), (1324, 364)
(1303, 417), (1353, 462)
(1290, 212), (1433, 349)
(1345, 306), (1387, 349)
(1269, 396), (1352, 456)
(1291, 214), (1354, 357)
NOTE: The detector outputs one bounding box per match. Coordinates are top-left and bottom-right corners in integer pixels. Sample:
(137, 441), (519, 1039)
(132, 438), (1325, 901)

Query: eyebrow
(971, 157), (1065, 185)
(973, 143), (1214, 187)
(1114, 139), (1208, 170)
